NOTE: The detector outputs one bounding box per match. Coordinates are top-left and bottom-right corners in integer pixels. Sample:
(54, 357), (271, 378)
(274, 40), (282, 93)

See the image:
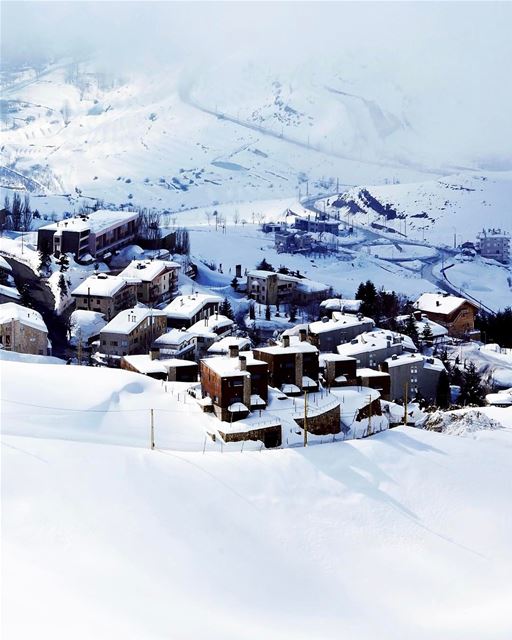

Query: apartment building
(71, 274), (138, 320)
(164, 293), (222, 329)
(118, 259), (180, 305)
(99, 307), (167, 357)
(37, 209), (139, 260)
(476, 228), (510, 264)
(381, 353), (445, 403)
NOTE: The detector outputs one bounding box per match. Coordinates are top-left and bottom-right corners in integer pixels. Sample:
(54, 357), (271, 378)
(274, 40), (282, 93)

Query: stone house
(0, 302), (49, 355)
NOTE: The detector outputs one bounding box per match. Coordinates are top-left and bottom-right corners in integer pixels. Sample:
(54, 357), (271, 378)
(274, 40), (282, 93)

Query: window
(121, 340), (128, 347)
(110, 340), (118, 346)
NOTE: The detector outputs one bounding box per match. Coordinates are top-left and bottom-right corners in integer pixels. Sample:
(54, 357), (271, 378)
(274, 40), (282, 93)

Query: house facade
(99, 307), (167, 357)
(381, 353), (445, 403)
(0, 302), (49, 355)
(476, 228), (510, 264)
(37, 209), (140, 260)
(119, 259), (180, 305)
(414, 293), (478, 338)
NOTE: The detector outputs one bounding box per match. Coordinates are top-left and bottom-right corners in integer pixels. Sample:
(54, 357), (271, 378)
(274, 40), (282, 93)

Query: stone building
(0, 302), (49, 355)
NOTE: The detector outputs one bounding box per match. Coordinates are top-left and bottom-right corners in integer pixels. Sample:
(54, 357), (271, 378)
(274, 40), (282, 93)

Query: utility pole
(87, 286), (91, 311)
(403, 382), (408, 426)
(77, 331), (82, 365)
(303, 390), (308, 447)
(367, 394), (372, 436)
(150, 409), (155, 449)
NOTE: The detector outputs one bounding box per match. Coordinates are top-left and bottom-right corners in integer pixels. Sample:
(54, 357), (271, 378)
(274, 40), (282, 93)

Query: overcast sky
(2, 1), (511, 168)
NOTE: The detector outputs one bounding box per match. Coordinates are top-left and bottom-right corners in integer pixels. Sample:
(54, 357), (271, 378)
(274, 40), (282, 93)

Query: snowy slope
(3, 422), (512, 639)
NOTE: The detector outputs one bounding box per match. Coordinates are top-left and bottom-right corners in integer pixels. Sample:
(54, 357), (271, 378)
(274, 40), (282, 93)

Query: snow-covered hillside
(1, 57), (446, 216)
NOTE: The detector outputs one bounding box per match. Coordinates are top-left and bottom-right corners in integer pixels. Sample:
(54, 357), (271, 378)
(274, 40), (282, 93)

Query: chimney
(299, 328), (307, 342)
(239, 355), (247, 371)
(436, 300), (441, 307)
(282, 334), (290, 348)
(229, 344), (239, 358)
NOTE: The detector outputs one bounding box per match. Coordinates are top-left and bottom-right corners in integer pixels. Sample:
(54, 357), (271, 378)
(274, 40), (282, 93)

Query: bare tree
(233, 209), (240, 225)
(204, 211), (212, 226)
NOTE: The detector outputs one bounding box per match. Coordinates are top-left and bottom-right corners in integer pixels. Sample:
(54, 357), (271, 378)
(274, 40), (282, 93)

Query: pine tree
(230, 277), (239, 292)
(401, 313), (420, 347)
(58, 273), (68, 299)
(249, 302), (255, 320)
(421, 322), (434, 350)
(265, 305), (271, 321)
(220, 297), (233, 320)
(459, 361), (485, 406)
(435, 369), (451, 409)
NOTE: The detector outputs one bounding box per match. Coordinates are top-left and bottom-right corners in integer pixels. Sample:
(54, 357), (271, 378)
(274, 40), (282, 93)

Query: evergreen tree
(459, 361), (485, 406)
(249, 302), (255, 320)
(355, 280), (378, 318)
(420, 322), (434, 350)
(19, 283), (33, 309)
(435, 369), (451, 409)
(401, 313), (420, 347)
(265, 304), (271, 321)
(230, 277), (239, 292)
(58, 273), (68, 299)
(255, 258), (274, 272)
(289, 304), (297, 322)
(220, 297), (233, 320)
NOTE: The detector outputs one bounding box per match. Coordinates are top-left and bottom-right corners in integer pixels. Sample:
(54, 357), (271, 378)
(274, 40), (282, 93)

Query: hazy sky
(2, 1), (512, 168)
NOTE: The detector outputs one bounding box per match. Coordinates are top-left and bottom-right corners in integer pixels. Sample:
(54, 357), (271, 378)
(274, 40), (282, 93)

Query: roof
(153, 329), (194, 346)
(320, 298), (361, 312)
(72, 274), (131, 298)
(122, 354), (197, 374)
(40, 209), (139, 235)
(100, 307), (166, 335)
(119, 259), (180, 283)
(319, 353), (357, 365)
(188, 314), (234, 336)
(0, 302), (47, 332)
(384, 353), (426, 368)
(256, 342), (318, 355)
(164, 294), (222, 320)
(202, 352), (266, 377)
(357, 367), (390, 378)
(336, 329), (414, 357)
(207, 336), (251, 354)
(309, 314), (374, 335)
(414, 293), (475, 315)
(0, 284), (21, 301)
(0, 256), (12, 272)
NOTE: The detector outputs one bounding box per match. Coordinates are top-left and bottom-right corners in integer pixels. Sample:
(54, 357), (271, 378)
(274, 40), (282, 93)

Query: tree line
(2, 193), (35, 232)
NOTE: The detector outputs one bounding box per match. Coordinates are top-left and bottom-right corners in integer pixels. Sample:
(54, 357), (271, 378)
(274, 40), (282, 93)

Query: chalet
(164, 293), (222, 329)
(37, 209), (139, 260)
(0, 302), (49, 355)
(99, 307), (167, 357)
(381, 353), (445, 403)
(71, 274), (138, 321)
(253, 335), (319, 395)
(414, 293), (478, 338)
(200, 346), (269, 422)
(119, 259), (180, 305)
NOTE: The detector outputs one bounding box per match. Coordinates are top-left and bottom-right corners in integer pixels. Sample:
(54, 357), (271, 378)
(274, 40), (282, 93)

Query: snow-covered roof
(414, 293), (474, 315)
(309, 313), (374, 335)
(41, 209), (139, 235)
(164, 294), (222, 320)
(0, 302), (47, 333)
(357, 367), (389, 378)
(188, 314), (234, 336)
(101, 307), (166, 335)
(257, 342), (318, 355)
(396, 314), (448, 338)
(207, 336), (251, 355)
(0, 284), (20, 300)
(320, 298), (361, 312)
(295, 279), (329, 294)
(69, 310), (107, 345)
(384, 353), (425, 368)
(122, 355), (168, 374)
(337, 329), (414, 357)
(72, 274), (132, 298)
(0, 255), (12, 272)
(153, 329), (194, 346)
(119, 259), (180, 282)
(202, 352), (266, 377)
(319, 353), (357, 365)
